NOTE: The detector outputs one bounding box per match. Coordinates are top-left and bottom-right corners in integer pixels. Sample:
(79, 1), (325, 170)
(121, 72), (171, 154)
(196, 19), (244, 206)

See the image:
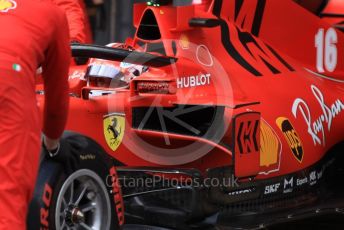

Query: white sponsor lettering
(69, 70), (86, 80)
(264, 183), (280, 195)
(310, 171), (317, 186)
(283, 177), (294, 194)
(297, 177), (308, 186)
(228, 189), (253, 196)
(292, 85), (344, 146)
(177, 74), (211, 89)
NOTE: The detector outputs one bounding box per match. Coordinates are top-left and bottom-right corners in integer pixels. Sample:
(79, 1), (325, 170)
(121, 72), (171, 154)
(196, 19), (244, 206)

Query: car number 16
(315, 28), (338, 73)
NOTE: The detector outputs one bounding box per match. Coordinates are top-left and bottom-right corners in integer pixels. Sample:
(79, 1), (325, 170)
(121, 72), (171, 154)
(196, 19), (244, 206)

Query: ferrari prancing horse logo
(0, 0), (16, 13)
(104, 114), (125, 152)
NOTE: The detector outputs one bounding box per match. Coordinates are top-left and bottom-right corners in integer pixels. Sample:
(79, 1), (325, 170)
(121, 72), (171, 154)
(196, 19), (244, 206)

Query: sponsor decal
(179, 34), (190, 50)
(176, 73), (211, 89)
(259, 157), (334, 197)
(264, 183), (281, 195)
(40, 183), (53, 229)
(276, 117), (304, 163)
(259, 119), (281, 175)
(0, 0), (16, 12)
(79, 154), (96, 161)
(69, 70), (86, 80)
(109, 167), (125, 226)
(260, 158), (334, 196)
(283, 177), (294, 194)
(292, 85), (344, 146)
(228, 188), (254, 196)
(237, 118), (259, 155)
(309, 171), (317, 186)
(104, 114), (125, 152)
(233, 112), (260, 178)
(297, 177), (308, 187)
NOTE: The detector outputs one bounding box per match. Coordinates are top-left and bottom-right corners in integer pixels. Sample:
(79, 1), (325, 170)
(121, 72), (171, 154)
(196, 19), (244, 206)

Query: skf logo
(276, 117), (304, 163)
(0, 0), (16, 13)
(264, 183), (280, 195)
(103, 114), (125, 151)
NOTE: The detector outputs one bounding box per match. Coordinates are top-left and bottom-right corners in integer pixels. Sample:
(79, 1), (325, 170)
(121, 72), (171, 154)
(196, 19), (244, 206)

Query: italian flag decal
(12, 63), (21, 72)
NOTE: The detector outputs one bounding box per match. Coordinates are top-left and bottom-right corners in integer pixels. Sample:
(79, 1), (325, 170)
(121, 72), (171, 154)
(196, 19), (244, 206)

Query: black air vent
(132, 105), (225, 138)
(137, 10), (161, 40)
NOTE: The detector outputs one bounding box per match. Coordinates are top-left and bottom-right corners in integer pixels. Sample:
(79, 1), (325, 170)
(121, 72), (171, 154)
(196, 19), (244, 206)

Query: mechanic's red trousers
(0, 66), (40, 229)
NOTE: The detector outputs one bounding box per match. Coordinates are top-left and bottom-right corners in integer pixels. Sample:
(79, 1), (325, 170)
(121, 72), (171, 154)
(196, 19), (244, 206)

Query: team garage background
(94, 0), (146, 44)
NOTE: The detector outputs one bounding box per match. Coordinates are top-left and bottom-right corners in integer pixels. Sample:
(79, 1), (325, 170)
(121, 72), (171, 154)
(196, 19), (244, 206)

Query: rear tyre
(27, 132), (123, 230)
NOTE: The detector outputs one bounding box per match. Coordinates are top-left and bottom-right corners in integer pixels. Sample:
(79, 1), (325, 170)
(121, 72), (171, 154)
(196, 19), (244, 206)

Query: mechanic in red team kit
(0, 0), (70, 228)
(52, 0), (92, 43)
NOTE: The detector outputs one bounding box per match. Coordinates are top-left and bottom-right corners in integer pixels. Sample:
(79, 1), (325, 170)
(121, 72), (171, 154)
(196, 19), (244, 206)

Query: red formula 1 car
(28, 0), (344, 229)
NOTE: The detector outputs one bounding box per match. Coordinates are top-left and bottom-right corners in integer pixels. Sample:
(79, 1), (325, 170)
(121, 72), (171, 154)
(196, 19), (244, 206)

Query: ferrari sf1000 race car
(28, 0), (344, 229)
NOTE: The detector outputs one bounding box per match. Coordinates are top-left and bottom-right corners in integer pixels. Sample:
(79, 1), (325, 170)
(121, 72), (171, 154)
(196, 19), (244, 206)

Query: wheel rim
(55, 169), (111, 230)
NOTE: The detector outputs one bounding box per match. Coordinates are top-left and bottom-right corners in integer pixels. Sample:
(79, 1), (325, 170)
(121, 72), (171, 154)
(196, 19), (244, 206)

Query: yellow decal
(260, 120), (280, 167)
(0, 0), (16, 12)
(104, 114), (125, 152)
(179, 34), (190, 50)
(276, 117), (304, 163)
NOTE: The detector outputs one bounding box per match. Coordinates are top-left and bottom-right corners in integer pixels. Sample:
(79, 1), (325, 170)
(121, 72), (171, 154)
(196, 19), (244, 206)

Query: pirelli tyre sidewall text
(27, 132), (123, 230)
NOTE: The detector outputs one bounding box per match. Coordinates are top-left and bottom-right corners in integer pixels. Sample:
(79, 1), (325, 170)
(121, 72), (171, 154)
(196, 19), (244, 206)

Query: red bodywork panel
(233, 112), (261, 178)
(37, 0), (344, 181)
